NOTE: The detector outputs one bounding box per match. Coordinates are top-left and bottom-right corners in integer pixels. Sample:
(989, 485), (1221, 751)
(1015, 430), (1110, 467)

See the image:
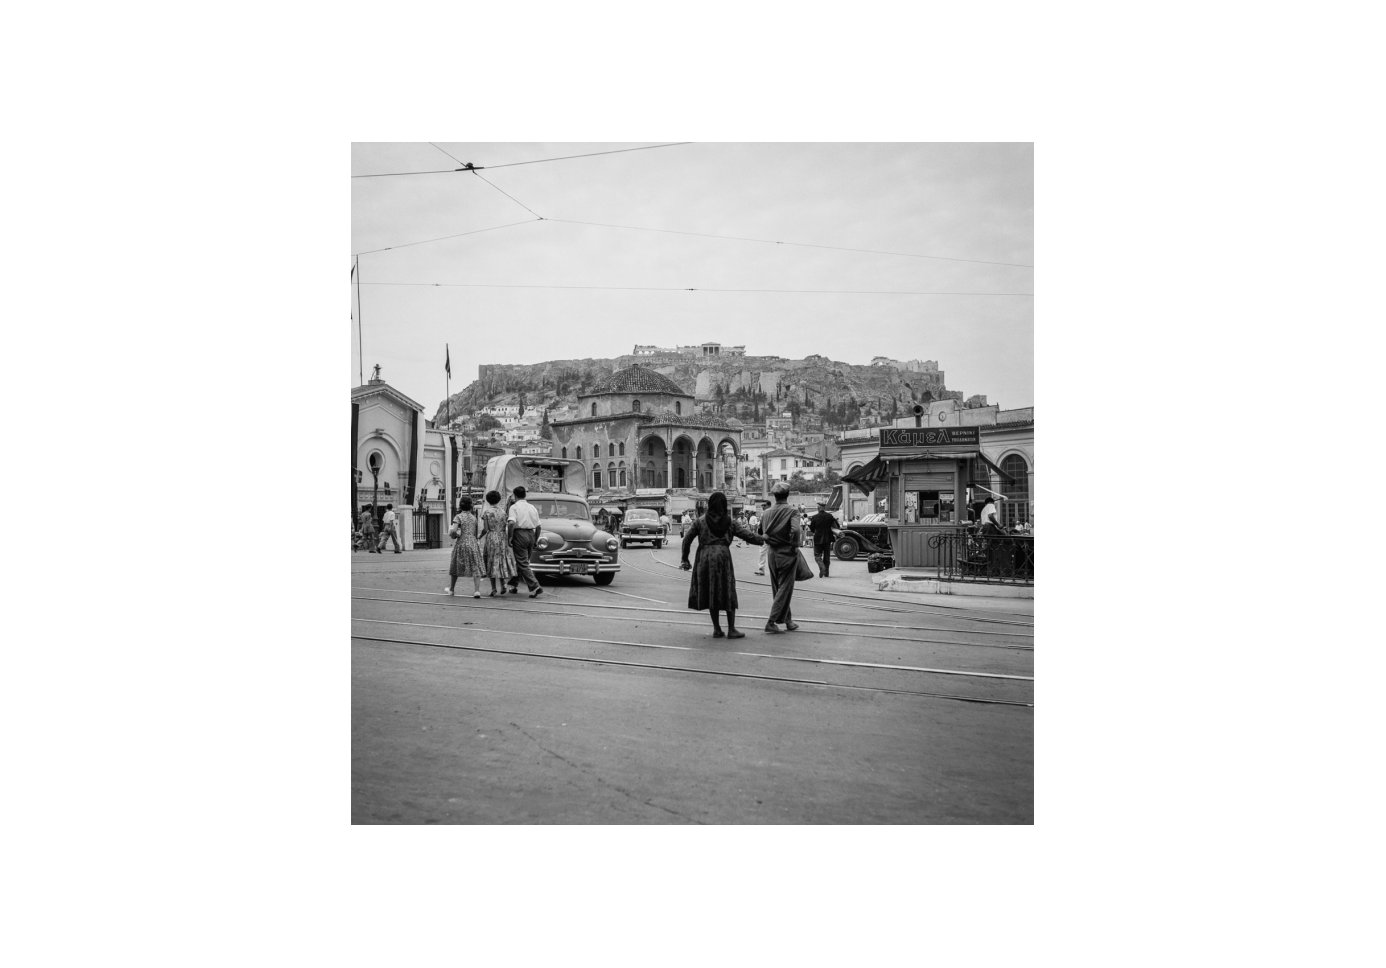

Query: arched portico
(638, 434), (669, 488)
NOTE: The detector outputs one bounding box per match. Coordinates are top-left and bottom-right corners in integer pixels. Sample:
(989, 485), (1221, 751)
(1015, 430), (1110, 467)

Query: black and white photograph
(350, 142), (1034, 824)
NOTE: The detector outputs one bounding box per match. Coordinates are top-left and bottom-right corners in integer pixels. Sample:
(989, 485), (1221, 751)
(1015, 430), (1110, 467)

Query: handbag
(794, 549), (814, 582)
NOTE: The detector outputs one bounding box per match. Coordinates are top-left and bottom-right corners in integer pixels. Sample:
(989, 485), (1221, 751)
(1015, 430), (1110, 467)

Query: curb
(870, 569), (1034, 599)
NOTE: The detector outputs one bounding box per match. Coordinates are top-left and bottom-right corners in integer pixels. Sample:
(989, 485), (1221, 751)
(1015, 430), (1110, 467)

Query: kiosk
(876, 426), (1012, 567)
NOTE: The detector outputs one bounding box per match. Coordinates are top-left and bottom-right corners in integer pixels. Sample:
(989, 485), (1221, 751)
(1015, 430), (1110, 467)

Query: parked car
(484, 455), (620, 585)
(833, 512), (892, 561)
(620, 507), (667, 548)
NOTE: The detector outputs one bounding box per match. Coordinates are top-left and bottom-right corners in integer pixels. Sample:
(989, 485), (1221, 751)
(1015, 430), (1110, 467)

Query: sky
(351, 142), (1033, 415)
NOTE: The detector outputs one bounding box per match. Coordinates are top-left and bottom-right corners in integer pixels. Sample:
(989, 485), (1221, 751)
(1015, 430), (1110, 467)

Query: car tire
(594, 572), (614, 586)
(834, 534), (860, 561)
(656, 539), (664, 549)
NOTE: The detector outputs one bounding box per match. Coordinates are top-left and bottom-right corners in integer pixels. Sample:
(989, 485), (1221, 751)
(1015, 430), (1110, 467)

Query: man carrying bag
(760, 483), (808, 633)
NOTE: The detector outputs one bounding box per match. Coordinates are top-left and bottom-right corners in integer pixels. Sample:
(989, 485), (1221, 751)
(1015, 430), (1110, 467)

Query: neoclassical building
(549, 363), (742, 502)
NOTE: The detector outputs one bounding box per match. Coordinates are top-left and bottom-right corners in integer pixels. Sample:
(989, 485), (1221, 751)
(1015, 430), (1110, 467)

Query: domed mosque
(549, 363), (744, 511)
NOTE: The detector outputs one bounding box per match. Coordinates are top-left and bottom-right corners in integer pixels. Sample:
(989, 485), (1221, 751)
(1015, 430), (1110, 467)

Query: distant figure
(680, 491), (764, 639)
(506, 486), (543, 598)
(372, 363), (381, 380)
(808, 499), (837, 578)
(377, 503), (402, 553)
(752, 509), (767, 576)
(660, 511), (672, 535)
(445, 496), (483, 598)
(357, 506), (378, 553)
(480, 490), (517, 596)
(759, 483), (803, 633)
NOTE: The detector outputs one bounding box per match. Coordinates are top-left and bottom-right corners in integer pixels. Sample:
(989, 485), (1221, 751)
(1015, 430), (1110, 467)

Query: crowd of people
(433, 481), (836, 635)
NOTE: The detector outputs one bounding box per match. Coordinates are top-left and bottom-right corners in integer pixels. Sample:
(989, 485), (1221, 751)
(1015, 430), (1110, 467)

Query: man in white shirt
(377, 503), (402, 553)
(979, 496), (1005, 536)
(506, 486), (543, 598)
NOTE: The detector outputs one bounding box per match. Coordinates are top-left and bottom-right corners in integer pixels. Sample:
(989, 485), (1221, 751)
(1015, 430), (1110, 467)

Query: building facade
(549, 363), (742, 506)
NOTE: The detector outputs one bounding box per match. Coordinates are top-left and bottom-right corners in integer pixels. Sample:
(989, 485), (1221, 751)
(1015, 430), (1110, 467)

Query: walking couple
(680, 483), (806, 638)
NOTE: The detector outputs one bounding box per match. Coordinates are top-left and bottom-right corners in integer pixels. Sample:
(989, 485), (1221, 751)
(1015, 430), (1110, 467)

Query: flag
(445, 344), (451, 379)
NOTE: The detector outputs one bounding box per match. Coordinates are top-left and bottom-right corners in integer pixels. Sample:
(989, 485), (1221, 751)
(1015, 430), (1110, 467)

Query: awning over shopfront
(841, 456), (889, 494)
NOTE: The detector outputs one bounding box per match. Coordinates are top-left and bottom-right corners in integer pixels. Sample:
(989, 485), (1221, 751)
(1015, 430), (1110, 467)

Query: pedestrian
(377, 503), (402, 553)
(358, 506), (379, 553)
(760, 482), (803, 633)
(660, 510), (672, 536)
(479, 490), (517, 596)
(444, 496), (484, 598)
(679, 491), (764, 639)
(808, 499), (837, 578)
(753, 508), (768, 576)
(506, 485), (544, 598)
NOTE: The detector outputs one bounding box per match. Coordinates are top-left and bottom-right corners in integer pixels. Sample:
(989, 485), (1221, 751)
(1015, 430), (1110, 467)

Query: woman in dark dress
(680, 491), (764, 638)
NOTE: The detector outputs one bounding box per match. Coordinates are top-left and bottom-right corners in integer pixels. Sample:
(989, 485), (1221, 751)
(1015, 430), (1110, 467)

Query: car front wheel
(594, 572), (614, 586)
(834, 534), (860, 561)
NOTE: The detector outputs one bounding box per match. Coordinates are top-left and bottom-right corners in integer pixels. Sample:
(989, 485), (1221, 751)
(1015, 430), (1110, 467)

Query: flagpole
(445, 342), (452, 523)
(354, 256), (364, 386)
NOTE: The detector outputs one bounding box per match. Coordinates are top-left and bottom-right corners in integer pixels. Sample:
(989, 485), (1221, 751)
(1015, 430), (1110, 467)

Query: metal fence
(927, 528), (1034, 584)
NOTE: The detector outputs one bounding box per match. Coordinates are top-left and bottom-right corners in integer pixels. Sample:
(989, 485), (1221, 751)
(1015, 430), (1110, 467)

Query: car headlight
(606, 538), (618, 551)
(537, 536), (549, 550)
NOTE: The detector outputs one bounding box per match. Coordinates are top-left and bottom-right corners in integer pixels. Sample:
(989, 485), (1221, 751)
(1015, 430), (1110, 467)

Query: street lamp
(368, 452), (382, 524)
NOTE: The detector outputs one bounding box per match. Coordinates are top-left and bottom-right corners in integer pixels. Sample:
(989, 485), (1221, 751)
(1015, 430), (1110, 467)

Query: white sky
(351, 142), (1032, 414)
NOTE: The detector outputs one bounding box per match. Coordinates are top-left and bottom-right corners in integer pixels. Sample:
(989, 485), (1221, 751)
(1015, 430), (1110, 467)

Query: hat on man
(816, 499), (827, 507)
(771, 482), (791, 497)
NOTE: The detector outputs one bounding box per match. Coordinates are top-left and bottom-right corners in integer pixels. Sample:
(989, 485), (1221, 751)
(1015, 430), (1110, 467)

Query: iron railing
(927, 527), (1034, 584)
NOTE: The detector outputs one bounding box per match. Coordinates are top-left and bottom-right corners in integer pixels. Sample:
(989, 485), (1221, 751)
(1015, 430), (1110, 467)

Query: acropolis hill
(434, 345), (987, 431)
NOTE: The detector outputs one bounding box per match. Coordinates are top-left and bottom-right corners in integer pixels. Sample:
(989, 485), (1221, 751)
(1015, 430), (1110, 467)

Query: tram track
(350, 592), (1035, 653)
(351, 551), (1034, 629)
(351, 629), (1034, 708)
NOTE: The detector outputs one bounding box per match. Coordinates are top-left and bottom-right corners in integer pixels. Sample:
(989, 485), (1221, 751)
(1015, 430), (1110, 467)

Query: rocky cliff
(434, 354), (966, 431)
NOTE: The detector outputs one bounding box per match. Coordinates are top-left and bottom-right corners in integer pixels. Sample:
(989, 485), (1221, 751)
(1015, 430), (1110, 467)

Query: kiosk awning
(841, 456), (889, 494)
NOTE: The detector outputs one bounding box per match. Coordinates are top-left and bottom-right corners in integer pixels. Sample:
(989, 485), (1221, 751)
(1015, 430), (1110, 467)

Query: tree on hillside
(475, 414), (503, 433)
(539, 408), (551, 440)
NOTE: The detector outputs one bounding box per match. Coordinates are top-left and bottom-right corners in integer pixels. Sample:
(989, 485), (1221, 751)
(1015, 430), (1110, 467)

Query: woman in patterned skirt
(480, 489), (517, 597)
(445, 496), (484, 598)
(680, 491), (764, 638)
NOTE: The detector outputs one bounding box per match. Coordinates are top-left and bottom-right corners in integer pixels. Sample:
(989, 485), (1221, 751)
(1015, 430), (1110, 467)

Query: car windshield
(626, 510), (659, 522)
(535, 499), (590, 521)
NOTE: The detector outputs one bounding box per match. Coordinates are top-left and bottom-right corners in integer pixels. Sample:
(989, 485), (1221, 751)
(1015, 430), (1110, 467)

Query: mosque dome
(586, 363), (689, 397)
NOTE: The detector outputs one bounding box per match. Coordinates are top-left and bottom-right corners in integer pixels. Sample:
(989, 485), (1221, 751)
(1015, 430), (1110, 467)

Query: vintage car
(832, 512), (893, 561)
(484, 455), (620, 585)
(619, 508), (667, 548)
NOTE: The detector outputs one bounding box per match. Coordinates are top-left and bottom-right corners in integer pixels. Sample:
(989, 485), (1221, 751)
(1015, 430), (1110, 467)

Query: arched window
(608, 442), (615, 457)
(561, 447), (567, 459)
(632, 399), (641, 413)
(618, 441), (625, 456)
(676, 467), (686, 488)
(675, 401), (682, 415)
(592, 465), (602, 489)
(1000, 454), (1030, 527)
(618, 461), (625, 487)
(591, 402), (597, 417)
(576, 445), (583, 460)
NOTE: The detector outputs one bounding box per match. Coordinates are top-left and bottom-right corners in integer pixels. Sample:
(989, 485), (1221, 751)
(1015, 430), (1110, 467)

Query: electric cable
(352, 142), (693, 178)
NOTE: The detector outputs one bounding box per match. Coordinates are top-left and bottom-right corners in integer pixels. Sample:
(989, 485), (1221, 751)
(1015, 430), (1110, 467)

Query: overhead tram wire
(351, 142), (693, 178)
(354, 281), (1033, 296)
(544, 218), (1034, 269)
(469, 169), (545, 219)
(351, 218), (541, 257)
